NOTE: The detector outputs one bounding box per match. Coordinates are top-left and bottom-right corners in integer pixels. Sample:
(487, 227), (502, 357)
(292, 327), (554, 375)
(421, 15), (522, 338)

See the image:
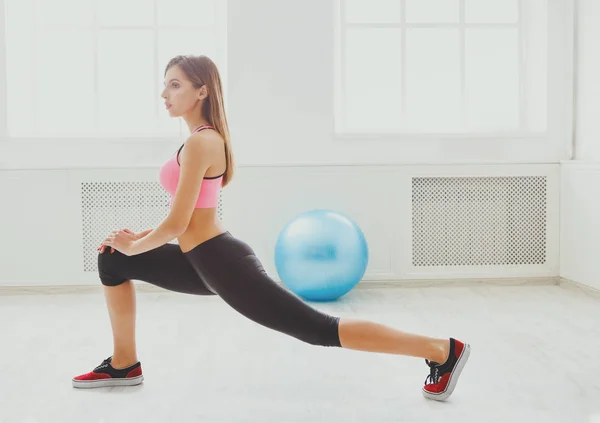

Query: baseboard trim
(0, 276), (561, 296)
(357, 277), (559, 289)
(557, 277), (600, 299)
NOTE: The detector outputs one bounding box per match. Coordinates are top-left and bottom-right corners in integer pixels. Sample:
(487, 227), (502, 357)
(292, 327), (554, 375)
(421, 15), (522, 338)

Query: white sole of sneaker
(422, 343), (471, 402)
(72, 375), (144, 389)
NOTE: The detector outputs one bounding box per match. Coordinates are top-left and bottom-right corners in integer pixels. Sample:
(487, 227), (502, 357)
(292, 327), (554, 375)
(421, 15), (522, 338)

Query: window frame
(333, 0), (575, 145)
(0, 0), (228, 144)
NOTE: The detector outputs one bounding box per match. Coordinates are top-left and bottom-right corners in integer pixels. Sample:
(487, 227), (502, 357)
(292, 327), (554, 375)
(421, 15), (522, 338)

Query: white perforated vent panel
(81, 182), (223, 272)
(412, 176), (547, 267)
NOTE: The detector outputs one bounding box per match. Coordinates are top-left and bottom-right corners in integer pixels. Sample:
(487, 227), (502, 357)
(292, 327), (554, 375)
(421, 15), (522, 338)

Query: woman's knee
(293, 315), (342, 347)
(97, 250), (128, 287)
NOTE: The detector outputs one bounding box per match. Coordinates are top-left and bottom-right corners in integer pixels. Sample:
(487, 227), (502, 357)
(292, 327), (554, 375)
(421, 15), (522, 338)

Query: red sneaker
(422, 338), (470, 401)
(72, 357), (143, 389)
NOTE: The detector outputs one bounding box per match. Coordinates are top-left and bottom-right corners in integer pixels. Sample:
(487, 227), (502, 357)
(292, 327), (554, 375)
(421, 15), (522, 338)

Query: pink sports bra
(159, 125), (224, 209)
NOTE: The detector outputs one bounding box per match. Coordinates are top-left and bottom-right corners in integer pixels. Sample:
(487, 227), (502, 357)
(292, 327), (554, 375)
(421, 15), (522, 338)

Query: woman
(72, 55), (470, 402)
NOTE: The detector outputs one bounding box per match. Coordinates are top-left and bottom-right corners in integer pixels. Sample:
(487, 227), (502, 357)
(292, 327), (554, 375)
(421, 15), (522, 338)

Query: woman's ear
(198, 85), (208, 100)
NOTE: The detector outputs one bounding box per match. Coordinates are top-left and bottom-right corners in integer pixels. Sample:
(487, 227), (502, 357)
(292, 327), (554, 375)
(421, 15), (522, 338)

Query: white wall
(560, 162), (600, 290)
(560, 0), (600, 290)
(0, 164), (560, 287)
(573, 0), (600, 161)
(0, 0), (567, 287)
(225, 0), (572, 166)
(0, 0), (573, 169)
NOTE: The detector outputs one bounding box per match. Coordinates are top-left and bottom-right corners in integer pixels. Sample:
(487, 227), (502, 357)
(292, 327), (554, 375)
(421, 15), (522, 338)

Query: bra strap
(193, 124), (214, 133)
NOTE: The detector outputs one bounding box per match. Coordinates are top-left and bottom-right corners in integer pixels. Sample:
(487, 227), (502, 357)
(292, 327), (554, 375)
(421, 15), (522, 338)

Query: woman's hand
(98, 229), (138, 255)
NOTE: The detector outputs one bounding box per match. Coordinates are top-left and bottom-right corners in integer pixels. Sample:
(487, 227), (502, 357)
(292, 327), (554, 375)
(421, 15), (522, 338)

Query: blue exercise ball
(274, 209), (369, 301)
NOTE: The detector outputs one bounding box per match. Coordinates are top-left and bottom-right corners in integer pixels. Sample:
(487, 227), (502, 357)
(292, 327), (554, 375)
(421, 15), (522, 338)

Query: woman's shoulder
(182, 129), (224, 161)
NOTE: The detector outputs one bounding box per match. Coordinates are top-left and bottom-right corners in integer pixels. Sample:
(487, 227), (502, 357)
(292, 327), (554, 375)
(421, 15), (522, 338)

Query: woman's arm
(128, 220), (182, 255)
(135, 229), (154, 240)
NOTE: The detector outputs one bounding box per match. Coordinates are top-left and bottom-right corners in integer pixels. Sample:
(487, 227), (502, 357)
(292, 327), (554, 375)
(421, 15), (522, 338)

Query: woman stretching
(72, 55), (471, 402)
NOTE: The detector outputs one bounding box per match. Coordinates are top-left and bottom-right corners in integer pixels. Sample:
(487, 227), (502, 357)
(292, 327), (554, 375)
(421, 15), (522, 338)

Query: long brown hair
(165, 55), (234, 187)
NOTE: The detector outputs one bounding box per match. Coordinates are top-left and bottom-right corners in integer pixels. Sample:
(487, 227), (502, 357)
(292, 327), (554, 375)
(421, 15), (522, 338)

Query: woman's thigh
(98, 243), (215, 295)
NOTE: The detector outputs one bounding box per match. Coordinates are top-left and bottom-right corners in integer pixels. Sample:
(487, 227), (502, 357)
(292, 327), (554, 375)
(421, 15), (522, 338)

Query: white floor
(1, 282), (599, 423)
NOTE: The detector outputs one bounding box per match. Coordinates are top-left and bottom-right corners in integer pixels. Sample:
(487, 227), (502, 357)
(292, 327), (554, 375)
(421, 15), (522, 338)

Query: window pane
(157, 29), (218, 70)
(465, 0), (518, 24)
(37, 28), (95, 135)
(405, 29), (461, 132)
(5, 0), (36, 136)
(465, 29), (519, 131)
(344, 28), (402, 131)
(344, 0), (401, 24)
(97, 30), (155, 135)
(405, 0), (459, 23)
(157, 0), (216, 27)
(96, 0), (154, 27)
(36, 0), (93, 26)
(157, 29), (219, 134)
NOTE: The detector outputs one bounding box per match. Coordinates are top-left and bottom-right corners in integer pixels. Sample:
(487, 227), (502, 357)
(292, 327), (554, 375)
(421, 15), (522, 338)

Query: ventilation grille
(81, 182), (223, 272)
(412, 176), (547, 267)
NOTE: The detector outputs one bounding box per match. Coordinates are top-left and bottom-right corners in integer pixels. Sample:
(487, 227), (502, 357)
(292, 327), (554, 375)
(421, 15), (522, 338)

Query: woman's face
(161, 65), (205, 118)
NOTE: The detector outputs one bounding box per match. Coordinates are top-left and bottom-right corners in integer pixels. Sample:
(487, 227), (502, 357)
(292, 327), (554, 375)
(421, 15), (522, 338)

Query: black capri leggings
(98, 231), (341, 347)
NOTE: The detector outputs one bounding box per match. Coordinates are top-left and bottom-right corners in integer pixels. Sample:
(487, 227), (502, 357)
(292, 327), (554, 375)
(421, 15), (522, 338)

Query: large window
(335, 0), (561, 136)
(3, 0), (227, 138)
